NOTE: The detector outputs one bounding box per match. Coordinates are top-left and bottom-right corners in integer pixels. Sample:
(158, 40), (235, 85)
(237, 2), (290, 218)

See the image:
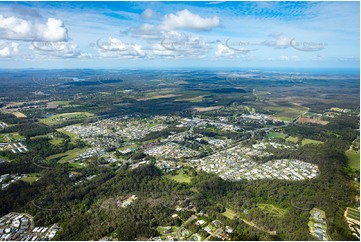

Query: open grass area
(175, 95), (208, 103)
(46, 148), (88, 164)
(0, 132), (24, 142)
(40, 112), (94, 126)
(301, 138), (324, 146)
(257, 204), (287, 217)
(346, 150), (360, 169)
(263, 104), (308, 122)
(20, 173), (41, 184)
(222, 208), (238, 220)
(69, 162), (86, 169)
(286, 136), (299, 143)
(49, 137), (64, 146)
(266, 132), (288, 139)
(165, 170), (192, 184)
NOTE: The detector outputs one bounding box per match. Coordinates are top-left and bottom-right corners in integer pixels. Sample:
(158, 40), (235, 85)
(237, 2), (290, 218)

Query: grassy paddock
(346, 150), (360, 169)
(222, 208), (238, 220)
(266, 132), (288, 139)
(257, 204), (287, 217)
(301, 138), (324, 146)
(165, 170), (192, 184)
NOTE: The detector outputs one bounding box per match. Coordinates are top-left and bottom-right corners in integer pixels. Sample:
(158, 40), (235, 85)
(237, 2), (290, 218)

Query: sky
(0, 1), (359, 70)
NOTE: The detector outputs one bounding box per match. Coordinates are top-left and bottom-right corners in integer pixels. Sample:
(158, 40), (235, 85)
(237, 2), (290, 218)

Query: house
(212, 220), (221, 228)
(163, 227), (172, 234)
(225, 226), (233, 233)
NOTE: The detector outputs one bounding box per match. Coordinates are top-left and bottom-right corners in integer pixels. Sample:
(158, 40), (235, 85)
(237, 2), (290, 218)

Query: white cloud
(97, 37), (146, 58)
(263, 33), (291, 49)
(148, 31), (211, 59)
(0, 42), (19, 57)
(215, 43), (235, 58)
(30, 41), (80, 58)
(0, 15), (68, 41)
(160, 9), (219, 31)
(127, 24), (163, 40)
(141, 8), (158, 19)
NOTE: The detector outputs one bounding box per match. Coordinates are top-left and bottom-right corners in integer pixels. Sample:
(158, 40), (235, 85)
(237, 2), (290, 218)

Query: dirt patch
(192, 106), (224, 112)
(296, 117), (329, 125)
(13, 111), (27, 118)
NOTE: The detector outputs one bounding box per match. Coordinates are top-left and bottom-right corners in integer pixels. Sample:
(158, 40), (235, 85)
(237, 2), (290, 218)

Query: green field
(301, 138), (324, 146)
(46, 148), (88, 164)
(49, 137), (64, 146)
(165, 170), (192, 184)
(286, 136), (299, 143)
(263, 105), (308, 122)
(257, 204), (287, 217)
(20, 173), (41, 184)
(0, 132), (24, 142)
(40, 112), (94, 126)
(69, 162), (86, 169)
(346, 150), (360, 169)
(266, 132), (288, 139)
(222, 208), (238, 220)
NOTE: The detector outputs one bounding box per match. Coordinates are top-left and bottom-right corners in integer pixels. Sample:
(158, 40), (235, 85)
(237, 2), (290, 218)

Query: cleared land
(0, 132), (24, 142)
(296, 117), (329, 125)
(20, 173), (41, 184)
(46, 100), (71, 109)
(12, 111), (27, 118)
(266, 132), (288, 139)
(49, 137), (64, 146)
(346, 208), (360, 221)
(46, 148), (88, 164)
(257, 204), (287, 217)
(175, 95), (208, 103)
(222, 208), (238, 220)
(286, 136), (299, 143)
(346, 150), (360, 169)
(165, 170), (192, 184)
(192, 106), (224, 112)
(40, 112), (94, 126)
(301, 138), (324, 146)
(137, 94), (181, 101)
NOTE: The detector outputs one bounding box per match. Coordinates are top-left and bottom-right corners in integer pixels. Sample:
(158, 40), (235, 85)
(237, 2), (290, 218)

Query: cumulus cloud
(0, 15), (68, 41)
(160, 9), (220, 31)
(97, 37), (146, 58)
(0, 42), (19, 57)
(215, 43), (235, 58)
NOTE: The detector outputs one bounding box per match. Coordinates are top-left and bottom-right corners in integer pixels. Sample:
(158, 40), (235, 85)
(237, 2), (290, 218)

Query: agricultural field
(40, 112), (94, 126)
(257, 204), (287, 217)
(165, 170), (192, 184)
(301, 138), (324, 146)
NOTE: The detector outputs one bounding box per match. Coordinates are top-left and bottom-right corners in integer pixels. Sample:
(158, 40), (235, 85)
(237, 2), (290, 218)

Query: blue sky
(0, 1), (359, 70)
